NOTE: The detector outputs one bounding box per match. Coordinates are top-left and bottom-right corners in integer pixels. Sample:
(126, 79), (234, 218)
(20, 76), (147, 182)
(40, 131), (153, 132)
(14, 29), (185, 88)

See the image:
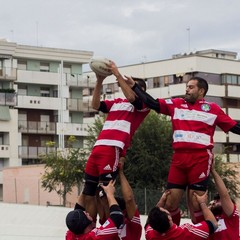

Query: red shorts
(167, 149), (213, 187)
(85, 145), (120, 177)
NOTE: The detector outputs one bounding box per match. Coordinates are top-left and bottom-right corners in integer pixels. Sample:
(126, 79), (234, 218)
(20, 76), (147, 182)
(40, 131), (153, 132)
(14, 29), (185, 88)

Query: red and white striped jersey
(119, 208), (142, 240)
(158, 98), (237, 151)
(145, 222), (211, 239)
(210, 205), (239, 240)
(65, 218), (120, 240)
(94, 98), (149, 153)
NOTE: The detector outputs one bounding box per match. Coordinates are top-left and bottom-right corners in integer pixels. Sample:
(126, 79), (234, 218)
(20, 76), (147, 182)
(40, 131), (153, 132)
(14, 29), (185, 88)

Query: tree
(40, 136), (87, 207)
(125, 111), (173, 190)
(85, 115), (104, 150)
(208, 155), (240, 200)
(124, 111), (173, 213)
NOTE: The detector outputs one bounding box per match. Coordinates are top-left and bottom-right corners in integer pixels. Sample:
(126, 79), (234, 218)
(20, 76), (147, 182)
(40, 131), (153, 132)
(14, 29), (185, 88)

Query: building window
(0, 160), (4, 170)
(53, 89), (58, 97)
(103, 83), (119, 94)
(164, 76), (173, 86)
(22, 159), (41, 165)
(223, 98), (240, 108)
(40, 87), (50, 97)
(18, 60), (27, 70)
(0, 133), (3, 145)
(63, 64), (71, 74)
(146, 78), (153, 89)
(40, 62), (50, 72)
(153, 77), (160, 88)
(18, 86), (27, 96)
(222, 74), (240, 85)
(225, 143), (240, 153)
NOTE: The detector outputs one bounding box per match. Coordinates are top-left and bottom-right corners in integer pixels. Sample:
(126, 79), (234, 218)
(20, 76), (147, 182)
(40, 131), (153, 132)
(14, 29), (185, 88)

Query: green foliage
(125, 111), (173, 190)
(208, 155), (240, 200)
(0, 88), (15, 93)
(40, 136), (87, 206)
(85, 116), (104, 150)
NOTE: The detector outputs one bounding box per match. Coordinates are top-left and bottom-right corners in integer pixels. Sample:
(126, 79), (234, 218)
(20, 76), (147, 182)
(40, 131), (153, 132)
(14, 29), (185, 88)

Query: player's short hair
(189, 76), (208, 96)
(147, 207), (170, 233)
(213, 193), (220, 201)
(132, 77), (147, 91)
(115, 196), (126, 211)
(66, 209), (92, 235)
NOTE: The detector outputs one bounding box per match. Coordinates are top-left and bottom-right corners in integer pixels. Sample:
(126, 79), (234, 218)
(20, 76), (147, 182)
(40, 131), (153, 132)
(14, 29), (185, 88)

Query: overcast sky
(1, 0), (240, 71)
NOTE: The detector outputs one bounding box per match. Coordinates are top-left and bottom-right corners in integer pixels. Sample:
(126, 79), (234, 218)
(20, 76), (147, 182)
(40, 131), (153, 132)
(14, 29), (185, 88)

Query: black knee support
(82, 174), (99, 196)
(99, 170), (119, 183)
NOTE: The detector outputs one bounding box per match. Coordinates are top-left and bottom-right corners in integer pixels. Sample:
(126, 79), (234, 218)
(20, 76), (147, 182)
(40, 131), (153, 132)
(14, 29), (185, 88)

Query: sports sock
(170, 208), (181, 225)
(193, 210), (204, 223)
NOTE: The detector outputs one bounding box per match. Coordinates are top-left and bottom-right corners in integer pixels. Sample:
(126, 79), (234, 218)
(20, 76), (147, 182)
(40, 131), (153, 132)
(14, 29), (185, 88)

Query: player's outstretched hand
(156, 190), (171, 208)
(101, 180), (116, 197)
(95, 73), (107, 83)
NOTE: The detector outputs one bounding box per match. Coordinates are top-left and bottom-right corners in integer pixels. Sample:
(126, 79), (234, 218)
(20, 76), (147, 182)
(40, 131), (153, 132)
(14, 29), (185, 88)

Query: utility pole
(186, 27), (190, 52)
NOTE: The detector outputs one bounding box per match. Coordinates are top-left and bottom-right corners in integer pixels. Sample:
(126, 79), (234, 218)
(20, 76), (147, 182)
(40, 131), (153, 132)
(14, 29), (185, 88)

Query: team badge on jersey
(165, 99), (173, 104)
(201, 103), (210, 112)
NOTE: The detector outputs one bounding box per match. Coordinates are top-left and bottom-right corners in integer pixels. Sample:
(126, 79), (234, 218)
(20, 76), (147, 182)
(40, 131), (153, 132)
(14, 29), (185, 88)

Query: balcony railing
(17, 95), (60, 110)
(0, 67), (17, 80)
(56, 122), (89, 136)
(0, 93), (17, 106)
(67, 98), (95, 112)
(66, 73), (95, 88)
(18, 120), (56, 134)
(19, 146), (57, 159)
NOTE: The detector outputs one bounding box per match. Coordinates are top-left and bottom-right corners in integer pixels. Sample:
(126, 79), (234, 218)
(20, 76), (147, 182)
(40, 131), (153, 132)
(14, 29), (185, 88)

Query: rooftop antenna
(142, 55), (147, 78)
(10, 30), (14, 42)
(186, 27), (191, 52)
(36, 21), (39, 46)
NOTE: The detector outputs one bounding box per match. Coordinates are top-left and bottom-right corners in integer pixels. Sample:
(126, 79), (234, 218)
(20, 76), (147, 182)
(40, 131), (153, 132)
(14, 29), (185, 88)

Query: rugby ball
(89, 56), (112, 77)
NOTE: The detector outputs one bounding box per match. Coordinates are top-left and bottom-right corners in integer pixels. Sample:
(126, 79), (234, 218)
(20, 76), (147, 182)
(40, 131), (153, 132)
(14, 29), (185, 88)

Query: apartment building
(85, 49), (240, 162)
(0, 40), (94, 201)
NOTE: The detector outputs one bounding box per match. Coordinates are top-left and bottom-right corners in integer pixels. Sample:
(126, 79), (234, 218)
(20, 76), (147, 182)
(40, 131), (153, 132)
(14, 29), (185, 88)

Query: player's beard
(185, 94), (196, 104)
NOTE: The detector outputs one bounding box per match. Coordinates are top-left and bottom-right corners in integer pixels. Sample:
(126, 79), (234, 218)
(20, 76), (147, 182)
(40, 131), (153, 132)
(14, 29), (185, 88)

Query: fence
(115, 187), (189, 217)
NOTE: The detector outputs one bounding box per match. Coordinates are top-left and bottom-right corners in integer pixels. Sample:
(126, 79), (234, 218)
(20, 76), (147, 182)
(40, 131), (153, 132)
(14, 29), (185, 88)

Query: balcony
(0, 67), (17, 81)
(0, 92), (17, 106)
(67, 98), (95, 112)
(19, 146), (57, 159)
(66, 74), (95, 88)
(17, 95), (61, 110)
(227, 85), (240, 98)
(18, 120), (56, 134)
(56, 122), (88, 136)
(17, 70), (61, 85)
(0, 144), (10, 158)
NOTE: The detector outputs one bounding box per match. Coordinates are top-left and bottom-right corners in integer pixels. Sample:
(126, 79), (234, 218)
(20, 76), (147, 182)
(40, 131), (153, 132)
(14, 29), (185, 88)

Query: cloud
(0, 0), (240, 69)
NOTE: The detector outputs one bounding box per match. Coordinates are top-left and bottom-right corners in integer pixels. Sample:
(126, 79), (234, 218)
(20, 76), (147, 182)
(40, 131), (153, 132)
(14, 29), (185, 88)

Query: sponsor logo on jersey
(201, 103), (211, 112)
(165, 99), (173, 104)
(180, 104), (188, 108)
(102, 220), (110, 228)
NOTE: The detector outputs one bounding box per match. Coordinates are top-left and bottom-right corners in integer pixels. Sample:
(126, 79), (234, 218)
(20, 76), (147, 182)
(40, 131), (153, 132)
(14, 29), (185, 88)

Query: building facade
(0, 40), (94, 201)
